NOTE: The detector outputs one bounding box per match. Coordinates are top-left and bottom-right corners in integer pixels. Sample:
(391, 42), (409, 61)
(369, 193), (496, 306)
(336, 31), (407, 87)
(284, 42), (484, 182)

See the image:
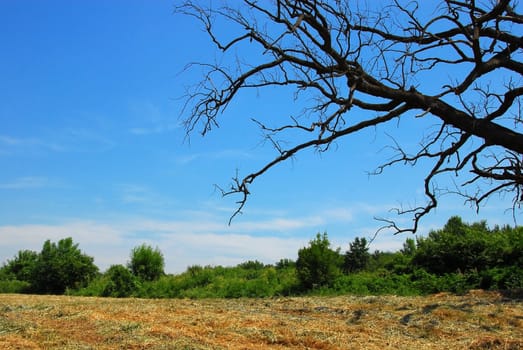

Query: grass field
(0, 290), (521, 349)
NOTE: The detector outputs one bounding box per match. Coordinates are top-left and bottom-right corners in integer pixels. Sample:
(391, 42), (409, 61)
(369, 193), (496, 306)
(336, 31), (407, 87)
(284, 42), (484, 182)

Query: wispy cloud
(0, 213), (417, 273)
(1, 198), (500, 273)
(127, 101), (180, 136)
(0, 128), (114, 155)
(0, 176), (55, 190)
(175, 149), (253, 165)
(0, 217), (307, 273)
(0, 221), (128, 268)
(118, 184), (153, 204)
(129, 124), (179, 135)
(56, 127), (115, 152)
(0, 135), (63, 154)
(0, 135), (31, 146)
(233, 216), (325, 232)
(0, 201), (359, 272)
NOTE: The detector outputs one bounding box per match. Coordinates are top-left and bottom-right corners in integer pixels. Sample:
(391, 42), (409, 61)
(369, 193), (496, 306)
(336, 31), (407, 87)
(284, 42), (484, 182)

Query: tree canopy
(176, 0), (523, 232)
(2, 238), (98, 294)
(128, 244), (165, 282)
(296, 232), (342, 289)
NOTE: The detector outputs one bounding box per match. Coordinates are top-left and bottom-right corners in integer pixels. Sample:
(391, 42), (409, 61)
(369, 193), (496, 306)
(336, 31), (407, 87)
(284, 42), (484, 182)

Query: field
(0, 291), (521, 349)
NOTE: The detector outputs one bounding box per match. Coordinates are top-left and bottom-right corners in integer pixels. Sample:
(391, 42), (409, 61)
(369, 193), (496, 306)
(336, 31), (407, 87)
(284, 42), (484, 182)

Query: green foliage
(413, 216), (514, 274)
(385, 253), (414, 274)
(102, 265), (139, 298)
(31, 238), (98, 294)
(275, 258), (295, 269)
(504, 226), (523, 266)
(237, 260), (266, 270)
(0, 279), (31, 293)
(185, 265), (214, 288)
(2, 217), (522, 298)
(128, 244), (165, 282)
(401, 238), (417, 256)
(329, 270), (419, 296)
(344, 237), (370, 273)
(480, 266), (523, 290)
(1, 250), (39, 283)
(367, 251), (395, 271)
(115, 262), (300, 299)
(296, 232), (343, 290)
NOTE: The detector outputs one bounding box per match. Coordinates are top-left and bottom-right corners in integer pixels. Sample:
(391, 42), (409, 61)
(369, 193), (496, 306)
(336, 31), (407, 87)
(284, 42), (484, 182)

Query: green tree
(32, 237), (98, 294)
(1, 250), (39, 283)
(102, 265), (138, 298)
(238, 260), (266, 270)
(344, 237), (370, 273)
(413, 216), (510, 274)
(275, 258), (295, 270)
(128, 244), (165, 281)
(505, 226), (523, 266)
(296, 232), (342, 290)
(401, 238), (417, 257)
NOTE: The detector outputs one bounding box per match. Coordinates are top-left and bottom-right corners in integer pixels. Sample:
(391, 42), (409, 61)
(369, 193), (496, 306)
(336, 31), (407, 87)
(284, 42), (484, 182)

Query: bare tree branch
(176, 0), (523, 233)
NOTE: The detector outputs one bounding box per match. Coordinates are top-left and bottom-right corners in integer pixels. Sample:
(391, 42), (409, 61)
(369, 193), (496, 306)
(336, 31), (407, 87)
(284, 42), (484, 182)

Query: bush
(330, 271), (419, 296)
(480, 267), (523, 290)
(184, 265), (214, 288)
(413, 216), (513, 275)
(32, 238), (98, 294)
(102, 265), (139, 298)
(276, 259), (295, 270)
(0, 279), (31, 294)
(296, 232), (343, 290)
(138, 275), (181, 298)
(128, 244), (165, 282)
(344, 237), (370, 273)
(411, 269), (443, 294)
(1, 250), (39, 284)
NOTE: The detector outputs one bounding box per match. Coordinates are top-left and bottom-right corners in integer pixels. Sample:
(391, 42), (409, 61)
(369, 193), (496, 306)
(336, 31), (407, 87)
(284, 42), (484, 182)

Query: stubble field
(0, 290), (521, 349)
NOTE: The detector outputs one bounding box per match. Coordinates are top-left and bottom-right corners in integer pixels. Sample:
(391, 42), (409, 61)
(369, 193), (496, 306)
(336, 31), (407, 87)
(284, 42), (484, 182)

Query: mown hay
(0, 290), (521, 349)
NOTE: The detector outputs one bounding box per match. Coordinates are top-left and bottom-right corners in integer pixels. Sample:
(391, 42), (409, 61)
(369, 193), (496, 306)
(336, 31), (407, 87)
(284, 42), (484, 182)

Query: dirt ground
(0, 290), (521, 349)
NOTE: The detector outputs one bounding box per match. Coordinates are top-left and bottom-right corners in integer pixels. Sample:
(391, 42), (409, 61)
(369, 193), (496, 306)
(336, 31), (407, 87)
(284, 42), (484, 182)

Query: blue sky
(0, 1), (519, 273)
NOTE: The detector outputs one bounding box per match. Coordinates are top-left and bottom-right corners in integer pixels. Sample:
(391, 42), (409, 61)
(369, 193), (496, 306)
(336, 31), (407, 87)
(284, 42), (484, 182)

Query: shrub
(344, 237), (370, 273)
(102, 265), (138, 298)
(296, 232), (343, 290)
(1, 250), (39, 284)
(413, 216), (513, 275)
(32, 238), (98, 294)
(0, 279), (31, 294)
(480, 267), (523, 290)
(128, 244), (165, 281)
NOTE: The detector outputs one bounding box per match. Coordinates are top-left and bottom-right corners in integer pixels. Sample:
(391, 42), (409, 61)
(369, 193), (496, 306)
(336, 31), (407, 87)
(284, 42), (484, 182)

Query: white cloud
(322, 207), (354, 221)
(127, 100), (181, 136)
(0, 128), (115, 155)
(233, 216), (325, 232)
(174, 149), (253, 165)
(56, 127), (115, 152)
(2, 198), (509, 274)
(161, 232), (306, 272)
(0, 135), (32, 145)
(118, 184), (153, 204)
(0, 221), (128, 268)
(0, 135), (63, 153)
(129, 124), (179, 135)
(0, 216), (310, 273)
(0, 176), (54, 190)
(0, 202), (374, 273)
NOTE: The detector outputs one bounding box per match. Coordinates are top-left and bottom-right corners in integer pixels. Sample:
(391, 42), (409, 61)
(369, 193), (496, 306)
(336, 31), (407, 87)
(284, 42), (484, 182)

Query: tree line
(0, 216), (521, 298)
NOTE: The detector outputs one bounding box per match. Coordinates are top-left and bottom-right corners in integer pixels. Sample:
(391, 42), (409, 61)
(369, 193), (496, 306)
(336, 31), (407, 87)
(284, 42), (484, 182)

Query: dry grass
(0, 290), (521, 349)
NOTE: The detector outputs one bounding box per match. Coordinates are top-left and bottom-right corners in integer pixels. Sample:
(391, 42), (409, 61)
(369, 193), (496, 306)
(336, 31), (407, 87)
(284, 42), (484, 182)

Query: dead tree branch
(176, 0), (523, 232)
